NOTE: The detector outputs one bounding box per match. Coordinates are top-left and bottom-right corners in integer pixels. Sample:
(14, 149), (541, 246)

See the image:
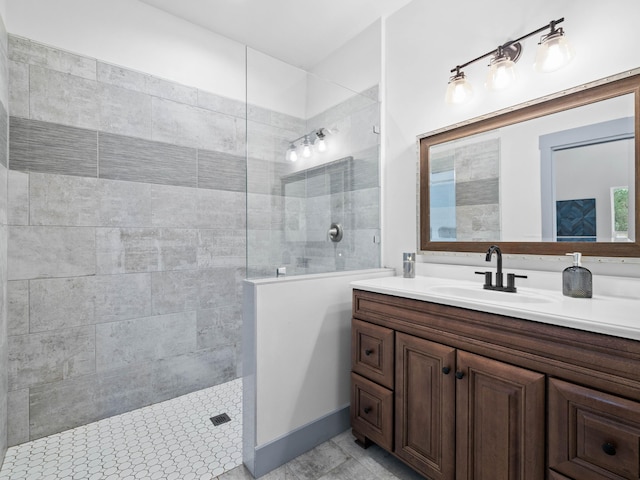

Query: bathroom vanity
(350, 276), (640, 480)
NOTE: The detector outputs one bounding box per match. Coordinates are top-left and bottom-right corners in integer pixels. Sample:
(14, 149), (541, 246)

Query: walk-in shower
(246, 48), (381, 279)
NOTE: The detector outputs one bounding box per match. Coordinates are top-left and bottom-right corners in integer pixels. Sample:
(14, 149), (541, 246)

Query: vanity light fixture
(285, 128), (331, 162)
(445, 17), (573, 104)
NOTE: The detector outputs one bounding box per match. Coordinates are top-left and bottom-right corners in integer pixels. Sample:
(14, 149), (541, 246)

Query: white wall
(307, 19), (382, 117)
(384, 0), (640, 274)
(5, 0), (247, 101)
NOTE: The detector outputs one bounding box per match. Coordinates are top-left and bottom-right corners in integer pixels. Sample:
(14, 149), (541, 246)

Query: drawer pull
(442, 367), (451, 375)
(602, 442), (617, 456)
(455, 371), (465, 380)
(364, 349), (374, 356)
(363, 407), (372, 414)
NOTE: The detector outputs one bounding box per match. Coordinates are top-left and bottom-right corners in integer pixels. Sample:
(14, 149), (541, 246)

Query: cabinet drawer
(352, 319), (394, 389)
(549, 378), (640, 480)
(351, 372), (393, 451)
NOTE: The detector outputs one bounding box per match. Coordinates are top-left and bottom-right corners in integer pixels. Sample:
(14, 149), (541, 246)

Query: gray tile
(8, 60), (29, 120)
(257, 465), (301, 480)
(146, 75), (198, 106)
(95, 311), (197, 372)
(29, 65), (99, 129)
(350, 103), (380, 152)
(94, 273), (152, 324)
(7, 280), (29, 336)
(350, 153), (379, 191)
(197, 188), (246, 230)
(96, 61), (198, 105)
(8, 225), (96, 280)
(455, 178), (499, 206)
(29, 173), (99, 226)
(150, 270), (199, 315)
(198, 150), (246, 192)
(152, 97), (243, 154)
(286, 441), (350, 480)
(151, 345), (236, 402)
(7, 389), (29, 447)
(8, 325), (96, 391)
(96, 227), (199, 274)
(197, 305), (242, 350)
(8, 170), (29, 225)
(28, 364), (153, 440)
(198, 90), (246, 118)
(218, 465), (258, 480)
(0, 102), (6, 168)
(9, 117), (98, 177)
(151, 184), (198, 228)
(96, 62), (149, 94)
(197, 228), (245, 268)
(318, 458), (383, 480)
(0, 164), (6, 225)
(97, 178), (153, 227)
(98, 83), (152, 139)
(10, 36), (96, 80)
(98, 132), (197, 187)
(29, 276), (94, 332)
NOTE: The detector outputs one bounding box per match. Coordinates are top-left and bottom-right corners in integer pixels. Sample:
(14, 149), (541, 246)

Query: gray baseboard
(249, 405), (350, 478)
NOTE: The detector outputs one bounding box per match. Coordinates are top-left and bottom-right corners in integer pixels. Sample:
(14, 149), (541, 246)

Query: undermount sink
(425, 284), (556, 304)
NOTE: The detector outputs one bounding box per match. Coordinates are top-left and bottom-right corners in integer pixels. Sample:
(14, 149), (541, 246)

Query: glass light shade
(485, 55), (517, 91)
(302, 137), (312, 158)
(315, 137), (327, 153)
(445, 73), (473, 104)
(286, 145), (298, 162)
(534, 31), (574, 73)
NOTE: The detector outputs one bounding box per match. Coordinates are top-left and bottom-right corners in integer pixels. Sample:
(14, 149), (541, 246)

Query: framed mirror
(419, 70), (640, 256)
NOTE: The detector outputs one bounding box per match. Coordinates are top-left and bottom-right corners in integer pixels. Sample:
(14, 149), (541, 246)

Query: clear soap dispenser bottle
(563, 252), (592, 298)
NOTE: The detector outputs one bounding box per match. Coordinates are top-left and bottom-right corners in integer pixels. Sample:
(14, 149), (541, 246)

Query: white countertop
(351, 275), (640, 341)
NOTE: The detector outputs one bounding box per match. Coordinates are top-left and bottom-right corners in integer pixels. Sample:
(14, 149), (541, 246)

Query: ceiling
(139, 0), (414, 70)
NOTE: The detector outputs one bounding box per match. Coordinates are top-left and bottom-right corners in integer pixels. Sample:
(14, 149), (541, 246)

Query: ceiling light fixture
(285, 128), (331, 162)
(445, 17), (574, 104)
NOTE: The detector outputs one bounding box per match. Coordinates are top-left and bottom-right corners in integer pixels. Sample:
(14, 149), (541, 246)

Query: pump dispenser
(563, 252), (592, 298)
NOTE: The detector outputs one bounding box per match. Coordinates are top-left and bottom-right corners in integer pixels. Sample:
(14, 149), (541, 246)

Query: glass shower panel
(246, 48), (381, 278)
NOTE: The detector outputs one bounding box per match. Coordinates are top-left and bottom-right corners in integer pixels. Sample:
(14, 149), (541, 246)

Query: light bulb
(315, 130), (328, 152)
(445, 71), (473, 104)
(534, 29), (574, 73)
(485, 54), (517, 91)
(302, 136), (312, 158)
(286, 144), (298, 162)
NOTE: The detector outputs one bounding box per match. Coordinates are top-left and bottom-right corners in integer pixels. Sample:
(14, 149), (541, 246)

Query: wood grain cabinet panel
(456, 350), (545, 480)
(549, 378), (640, 480)
(352, 319), (394, 389)
(350, 372), (393, 451)
(395, 332), (456, 480)
(350, 289), (640, 480)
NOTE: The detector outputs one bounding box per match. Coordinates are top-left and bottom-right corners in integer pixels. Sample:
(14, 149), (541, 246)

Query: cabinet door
(455, 350), (545, 480)
(548, 378), (640, 480)
(395, 332), (456, 480)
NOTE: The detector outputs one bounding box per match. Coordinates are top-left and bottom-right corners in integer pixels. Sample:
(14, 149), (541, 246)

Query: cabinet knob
(442, 367), (451, 375)
(602, 442), (616, 456)
(364, 349), (374, 356)
(363, 407), (372, 414)
(455, 371), (465, 380)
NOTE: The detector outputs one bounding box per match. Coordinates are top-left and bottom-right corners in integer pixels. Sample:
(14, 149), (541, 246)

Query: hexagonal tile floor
(0, 378), (242, 480)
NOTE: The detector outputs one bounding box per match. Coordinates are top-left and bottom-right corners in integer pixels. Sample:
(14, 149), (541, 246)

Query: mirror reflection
(426, 91), (636, 246)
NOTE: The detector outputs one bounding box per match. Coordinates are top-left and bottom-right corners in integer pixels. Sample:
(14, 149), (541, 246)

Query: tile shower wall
(0, 11), (10, 468)
(247, 87), (381, 277)
(4, 35), (269, 445)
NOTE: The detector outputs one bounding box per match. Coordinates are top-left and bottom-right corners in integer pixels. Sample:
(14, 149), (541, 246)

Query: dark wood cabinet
(351, 289), (640, 480)
(395, 332), (455, 480)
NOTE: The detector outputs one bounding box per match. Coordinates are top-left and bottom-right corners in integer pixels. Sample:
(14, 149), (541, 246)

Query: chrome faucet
(475, 245), (527, 292)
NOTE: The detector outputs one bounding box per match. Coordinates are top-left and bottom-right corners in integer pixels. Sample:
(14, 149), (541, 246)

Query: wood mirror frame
(419, 71), (640, 257)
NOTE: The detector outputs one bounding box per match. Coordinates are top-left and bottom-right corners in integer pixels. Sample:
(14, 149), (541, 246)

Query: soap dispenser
(563, 252), (592, 298)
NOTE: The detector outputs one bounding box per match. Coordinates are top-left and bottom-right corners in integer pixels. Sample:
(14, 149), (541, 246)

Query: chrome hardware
(328, 223), (343, 242)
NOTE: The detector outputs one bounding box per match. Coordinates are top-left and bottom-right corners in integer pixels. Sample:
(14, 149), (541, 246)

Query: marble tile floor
(0, 378), (243, 480)
(220, 430), (425, 480)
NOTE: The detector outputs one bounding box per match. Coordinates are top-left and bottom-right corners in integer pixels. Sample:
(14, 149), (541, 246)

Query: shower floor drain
(210, 413), (231, 426)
